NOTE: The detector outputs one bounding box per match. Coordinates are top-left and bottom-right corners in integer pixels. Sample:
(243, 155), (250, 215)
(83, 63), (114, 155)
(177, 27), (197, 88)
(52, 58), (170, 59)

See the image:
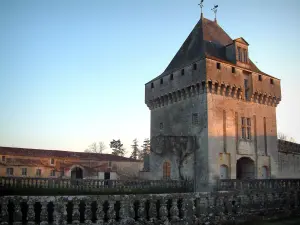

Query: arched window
(163, 161), (171, 179)
(220, 165), (229, 179)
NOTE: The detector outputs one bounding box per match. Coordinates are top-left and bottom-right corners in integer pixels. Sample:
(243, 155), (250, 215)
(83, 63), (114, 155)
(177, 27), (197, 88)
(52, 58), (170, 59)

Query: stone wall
(278, 140), (300, 178)
(1, 186), (300, 225)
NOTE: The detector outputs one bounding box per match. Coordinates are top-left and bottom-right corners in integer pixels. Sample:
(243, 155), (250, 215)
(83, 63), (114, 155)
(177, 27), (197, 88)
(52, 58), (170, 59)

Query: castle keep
(145, 14), (284, 189)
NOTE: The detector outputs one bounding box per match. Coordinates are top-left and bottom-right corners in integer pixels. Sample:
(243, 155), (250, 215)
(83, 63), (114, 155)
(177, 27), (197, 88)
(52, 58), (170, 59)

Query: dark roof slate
(0, 146), (141, 162)
(147, 17), (273, 83)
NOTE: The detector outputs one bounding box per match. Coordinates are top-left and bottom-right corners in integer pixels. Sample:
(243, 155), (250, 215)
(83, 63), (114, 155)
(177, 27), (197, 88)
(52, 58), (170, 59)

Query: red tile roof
(0, 146), (142, 162)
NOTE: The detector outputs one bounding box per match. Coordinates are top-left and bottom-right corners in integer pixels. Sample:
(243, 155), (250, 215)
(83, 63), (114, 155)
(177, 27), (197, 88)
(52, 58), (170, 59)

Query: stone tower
(144, 15), (281, 190)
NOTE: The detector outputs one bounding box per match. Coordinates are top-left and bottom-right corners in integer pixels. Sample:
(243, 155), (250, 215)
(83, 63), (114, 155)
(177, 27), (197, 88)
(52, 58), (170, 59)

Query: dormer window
(238, 47), (242, 61)
(243, 49), (248, 63)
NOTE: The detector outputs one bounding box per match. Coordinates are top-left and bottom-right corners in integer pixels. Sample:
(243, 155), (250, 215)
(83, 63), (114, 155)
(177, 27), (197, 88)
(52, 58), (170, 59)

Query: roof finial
(211, 4), (218, 23)
(198, 0), (204, 19)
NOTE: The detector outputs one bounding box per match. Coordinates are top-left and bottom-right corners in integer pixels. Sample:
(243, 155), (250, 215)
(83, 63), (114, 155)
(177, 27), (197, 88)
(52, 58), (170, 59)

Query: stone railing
(1, 190), (300, 225)
(0, 176), (192, 192)
(217, 179), (300, 191)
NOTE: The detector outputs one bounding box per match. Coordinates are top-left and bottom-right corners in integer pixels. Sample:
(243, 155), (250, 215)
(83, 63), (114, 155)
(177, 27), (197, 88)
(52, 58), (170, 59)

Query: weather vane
(198, 0), (204, 15)
(211, 4), (218, 21)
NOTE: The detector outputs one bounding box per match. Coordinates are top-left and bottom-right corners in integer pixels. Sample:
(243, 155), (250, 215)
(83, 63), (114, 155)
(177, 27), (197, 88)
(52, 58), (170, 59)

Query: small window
(163, 161), (171, 179)
(160, 122), (164, 130)
(170, 74), (174, 80)
(216, 62), (221, 70)
(241, 117), (251, 140)
(232, 67), (235, 73)
(258, 75), (262, 81)
(6, 168), (14, 176)
(192, 113), (199, 125)
(270, 79), (274, 85)
(181, 69), (184, 75)
(151, 83), (154, 88)
(160, 78), (163, 85)
(36, 169), (42, 176)
(193, 63), (197, 70)
(1, 156), (5, 162)
(50, 158), (55, 165)
(50, 170), (56, 177)
(21, 168), (27, 176)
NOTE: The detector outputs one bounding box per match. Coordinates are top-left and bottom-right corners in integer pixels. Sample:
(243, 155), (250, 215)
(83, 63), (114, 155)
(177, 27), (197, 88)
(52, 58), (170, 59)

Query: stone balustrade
(217, 179), (300, 191)
(0, 176), (192, 192)
(1, 190), (300, 225)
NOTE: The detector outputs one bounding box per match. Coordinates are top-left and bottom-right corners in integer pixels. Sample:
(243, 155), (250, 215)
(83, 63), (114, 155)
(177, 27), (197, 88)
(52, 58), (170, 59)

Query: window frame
(6, 168), (14, 176)
(50, 170), (56, 177)
(216, 62), (221, 70)
(50, 158), (55, 165)
(21, 168), (27, 176)
(36, 168), (42, 177)
(163, 161), (171, 179)
(241, 117), (251, 140)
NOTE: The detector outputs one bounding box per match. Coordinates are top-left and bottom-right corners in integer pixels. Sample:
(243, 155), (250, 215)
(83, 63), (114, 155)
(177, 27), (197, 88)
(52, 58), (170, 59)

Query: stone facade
(144, 15), (286, 189)
(0, 146), (143, 180)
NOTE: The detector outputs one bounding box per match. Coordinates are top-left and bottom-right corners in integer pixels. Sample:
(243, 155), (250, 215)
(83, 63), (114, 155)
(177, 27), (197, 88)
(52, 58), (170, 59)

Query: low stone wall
(1, 189), (300, 225)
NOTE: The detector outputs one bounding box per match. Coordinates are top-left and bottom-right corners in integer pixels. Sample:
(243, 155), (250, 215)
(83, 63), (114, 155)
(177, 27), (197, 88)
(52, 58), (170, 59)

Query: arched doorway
(236, 157), (255, 180)
(71, 167), (83, 179)
(220, 165), (229, 179)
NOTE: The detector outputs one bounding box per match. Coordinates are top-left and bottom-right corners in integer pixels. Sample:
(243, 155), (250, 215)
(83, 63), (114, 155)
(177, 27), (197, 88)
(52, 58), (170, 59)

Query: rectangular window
(50, 158), (55, 165)
(238, 47), (242, 61)
(258, 75), (262, 81)
(108, 161), (112, 167)
(50, 170), (56, 177)
(160, 78), (163, 85)
(216, 62), (221, 70)
(151, 83), (154, 88)
(21, 168), (27, 176)
(244, 79), (249, 101)
(232, 67), (236, 73)
(36, 169), (42, 176)
(270, 79), (274, 85)
(1, 156), (5, 162)
(193, 63), (197, 70)
(192, 113), (199, 125)
(6, 168), (14, 176)
(159, 122), (164, 130)
(181, 69), (185, 75)
(241, 117), (251, 140)
(170, 74), (174, 80)
(243, 49), (247, 63)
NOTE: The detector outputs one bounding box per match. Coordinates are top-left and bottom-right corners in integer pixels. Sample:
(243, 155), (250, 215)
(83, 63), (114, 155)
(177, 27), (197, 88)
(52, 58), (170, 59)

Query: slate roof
(0, 146), (141, 162)
(147, 17), (273, 83)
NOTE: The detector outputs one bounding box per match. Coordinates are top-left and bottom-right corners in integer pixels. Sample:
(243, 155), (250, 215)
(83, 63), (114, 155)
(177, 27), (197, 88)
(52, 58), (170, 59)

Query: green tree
(130, 138), (140, 159)
(110, 139), (125, 156)
(139, 138), (150, 160)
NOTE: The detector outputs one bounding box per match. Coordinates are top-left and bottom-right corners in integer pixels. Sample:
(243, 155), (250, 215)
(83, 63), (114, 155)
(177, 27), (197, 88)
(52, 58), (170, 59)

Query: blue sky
(0, 0), (299, 155)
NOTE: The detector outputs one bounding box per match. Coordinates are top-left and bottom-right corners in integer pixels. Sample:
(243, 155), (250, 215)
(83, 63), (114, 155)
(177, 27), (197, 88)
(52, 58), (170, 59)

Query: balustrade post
(40, 199), (49, 225)
(107, 199), (116, 224)
(170, 197), (179, 222)
(137, 199), (146, 223)
(13, 198), (22, 225)
(27, 198), (36, 225)
(148, 198), (157, 223)
(95, 199), (104, 225)
(0, 198), (9, 225)
(54, 197), (67, 225)
(85, 198), (93, 225)
(159, 197), (168, 223)
(72, 198), (80, 225)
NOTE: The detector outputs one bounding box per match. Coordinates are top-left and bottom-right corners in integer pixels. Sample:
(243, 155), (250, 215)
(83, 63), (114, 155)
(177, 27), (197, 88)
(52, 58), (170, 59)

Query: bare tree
(84, 141), (107, 153)
(278, 132), (296, 143)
